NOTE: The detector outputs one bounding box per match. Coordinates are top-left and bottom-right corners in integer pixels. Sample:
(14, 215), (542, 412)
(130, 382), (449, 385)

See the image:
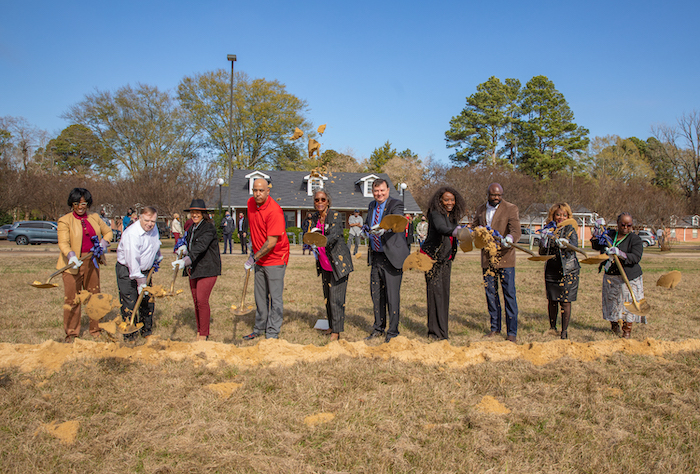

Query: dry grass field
(1, 243), (700, 473)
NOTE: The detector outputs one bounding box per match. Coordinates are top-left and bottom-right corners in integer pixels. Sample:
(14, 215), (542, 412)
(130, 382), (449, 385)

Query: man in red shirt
(242, 178), (290, 340)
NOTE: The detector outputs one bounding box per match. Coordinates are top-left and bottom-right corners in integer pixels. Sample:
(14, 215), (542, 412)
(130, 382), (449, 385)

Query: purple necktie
(371, 205), (381, 251)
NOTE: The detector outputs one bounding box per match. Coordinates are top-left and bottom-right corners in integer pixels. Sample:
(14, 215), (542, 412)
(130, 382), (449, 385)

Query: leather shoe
(365, 330), (385, 341)
(507, 335), (517, 343)
(384, 335), (395, 343)
(242, 332), (260, 341)
(483, 331), (500, 338)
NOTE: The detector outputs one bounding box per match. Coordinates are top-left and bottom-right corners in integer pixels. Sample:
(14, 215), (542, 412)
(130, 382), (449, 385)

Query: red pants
(189, 276), (217, 337)
(62, 262), (102, 337)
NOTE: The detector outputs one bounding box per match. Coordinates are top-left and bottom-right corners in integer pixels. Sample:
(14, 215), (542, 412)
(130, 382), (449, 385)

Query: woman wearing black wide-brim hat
(173, 199), (221, 341)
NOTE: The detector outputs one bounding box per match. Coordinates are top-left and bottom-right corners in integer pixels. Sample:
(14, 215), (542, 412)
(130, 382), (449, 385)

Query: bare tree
(652, 111), (700, 213)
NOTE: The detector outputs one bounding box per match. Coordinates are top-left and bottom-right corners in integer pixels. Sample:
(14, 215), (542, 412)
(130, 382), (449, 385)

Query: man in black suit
(365, 179), (410, 343)
(237, 212), (249, 255)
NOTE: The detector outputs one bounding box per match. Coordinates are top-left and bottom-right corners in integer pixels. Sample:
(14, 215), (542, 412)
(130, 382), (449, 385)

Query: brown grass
(1, 244), (700, 473)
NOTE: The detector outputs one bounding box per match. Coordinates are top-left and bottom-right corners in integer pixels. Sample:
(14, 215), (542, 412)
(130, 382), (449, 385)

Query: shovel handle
(128, 267), (155, 326)
(239, 268), (251, 309)
(509, 241), (537, 257)
(563, 242), (589, 259)
(612, 254), (641, 311)
(168, 265), (179, 294)
(48, 252), (94, 282)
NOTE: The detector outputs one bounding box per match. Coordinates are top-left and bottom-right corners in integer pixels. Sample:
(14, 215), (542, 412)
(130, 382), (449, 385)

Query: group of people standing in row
(55, 179), (646, 345)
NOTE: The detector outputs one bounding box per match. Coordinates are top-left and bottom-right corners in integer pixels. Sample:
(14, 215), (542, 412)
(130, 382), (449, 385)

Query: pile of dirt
(2, 337), (700, 375)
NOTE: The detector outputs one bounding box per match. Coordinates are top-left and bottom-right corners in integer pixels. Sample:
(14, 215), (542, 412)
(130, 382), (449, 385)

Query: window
(356, 174), (380, 198)
(364, 179), (375, 196)
(245, 171), (271, 194)
(693, 216), (699, 227)
(310, 178), (323, 194)
(694, 229), (698, 239)
(284, 211), (296, 229)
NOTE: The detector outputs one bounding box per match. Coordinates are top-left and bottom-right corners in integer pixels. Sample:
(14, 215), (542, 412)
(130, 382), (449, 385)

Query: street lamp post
(399, 183), (407, 203)
(226, 54), (237, 215)
(217, 178), (225, 210)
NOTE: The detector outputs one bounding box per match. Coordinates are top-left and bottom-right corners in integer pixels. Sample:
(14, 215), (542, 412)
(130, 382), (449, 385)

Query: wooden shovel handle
(563, 242), (589, 259)
(509, 241), (537, 257)
(612, 254), (641, 310)
(48, 252), (94, 282)
(239, 268), (251, 309)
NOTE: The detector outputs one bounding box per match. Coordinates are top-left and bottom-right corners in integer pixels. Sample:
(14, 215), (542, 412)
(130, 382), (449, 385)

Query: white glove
(155, 253), (163, 263)
(99, 238), (110, 250)
(605, 247), (627, 259)
(310, 227), (321, 233)
(556, 238), (569, 249)
(370, 224), (386, 236)
(501, 234), (513, 248)
(451, 226), (462, 238)
(137, 283), (147, 295)
(244, 255), (256, 270)
(68, 256), (83, 269)
(176, 246), (187, 258)
(172, 258), (186, 270)
(595, 218), (606, 227)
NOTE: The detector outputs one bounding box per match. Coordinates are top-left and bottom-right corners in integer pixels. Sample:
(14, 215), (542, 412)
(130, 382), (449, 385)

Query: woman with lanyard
(591, 212), (645, 339)
(57, 188), (112, 342)
(306, 189), (354, 341)
(420, 186), (467, 341)
(172, 199), (221, 341)
(538, 203), (580, 339)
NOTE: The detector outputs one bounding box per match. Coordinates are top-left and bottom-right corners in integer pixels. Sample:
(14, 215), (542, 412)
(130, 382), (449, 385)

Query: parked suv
(636, 230), (656, 248)
(7, 221), (58, 245)
(518, 227), (541, 246)
(0, 224), (12, 240)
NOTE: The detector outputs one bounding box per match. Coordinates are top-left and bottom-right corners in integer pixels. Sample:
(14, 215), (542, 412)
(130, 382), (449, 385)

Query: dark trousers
(370, 252), (403, 337)
(116, 262), (154, 339)
(426, 260), (452, 340)
(483, 266), (518, 337)
(223, 233), (233, 254)
(321, 269), (349, 333)
(238, 231), (248, 254)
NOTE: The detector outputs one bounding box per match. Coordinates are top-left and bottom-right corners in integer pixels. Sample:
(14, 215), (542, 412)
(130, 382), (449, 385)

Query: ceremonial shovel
(116, 267), (155, 335)
(492, 233), (554, 262)
(231, 268), (255, 316)
(30, 252), (94, 288)
(612, 254), (651, 316)
(303, 231), (327, 247)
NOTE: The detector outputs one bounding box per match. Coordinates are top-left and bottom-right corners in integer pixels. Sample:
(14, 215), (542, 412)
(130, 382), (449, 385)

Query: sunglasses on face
(314, 198), (327, 202)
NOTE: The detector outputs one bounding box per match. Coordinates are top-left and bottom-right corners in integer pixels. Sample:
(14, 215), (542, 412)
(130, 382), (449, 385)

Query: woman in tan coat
(57, 188), (112, 342)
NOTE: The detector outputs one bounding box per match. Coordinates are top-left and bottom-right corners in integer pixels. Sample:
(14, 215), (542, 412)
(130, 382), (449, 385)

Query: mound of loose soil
(2, 337), (700, 375)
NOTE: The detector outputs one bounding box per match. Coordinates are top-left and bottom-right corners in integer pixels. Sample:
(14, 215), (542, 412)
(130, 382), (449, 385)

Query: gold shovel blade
(527, 255), (555, 261)
(303, 232), (327, 247)
(30, 281), (58, 288)
(580, 254), (609, 265)
(458, 228), (473, 252)
(624, 299), (651, 316)
(379, 214), (409, 233)
(231, 304), (255, 316)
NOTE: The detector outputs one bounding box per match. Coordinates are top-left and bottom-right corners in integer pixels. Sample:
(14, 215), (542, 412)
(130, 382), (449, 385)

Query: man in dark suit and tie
(365, 179), (410, 343)
(473, 183), (521, 343)
(237, 212), (249, 255)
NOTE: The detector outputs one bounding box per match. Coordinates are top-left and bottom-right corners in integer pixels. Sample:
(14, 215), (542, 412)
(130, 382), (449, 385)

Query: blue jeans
(482, 267), (518, 337)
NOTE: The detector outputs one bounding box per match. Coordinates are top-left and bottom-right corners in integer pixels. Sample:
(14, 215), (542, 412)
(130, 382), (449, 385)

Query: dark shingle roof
(212, 170), (421, 213)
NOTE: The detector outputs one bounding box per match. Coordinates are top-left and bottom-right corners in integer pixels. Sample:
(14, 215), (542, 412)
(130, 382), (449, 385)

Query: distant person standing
(656, 227), (663, 249)
(171, 213), (183, 242)
(237, 212), (249, 254)
(122, 208), (133, 229)
(116, 207), (162, 341)
(347, 209), (363, 256)
(405, 213), (415, 249)
(416, 215), (428, 247)
(302, 212), (313, 255)
(100, 209), (111, 227)
(221, 211), (234, 254)
(364, 179), (410, 343)
(473, 183), (521, 343)
(242, 178), (290, 340)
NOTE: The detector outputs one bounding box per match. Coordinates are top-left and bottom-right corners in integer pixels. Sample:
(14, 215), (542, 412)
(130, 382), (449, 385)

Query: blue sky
(2, 0), (699, 165)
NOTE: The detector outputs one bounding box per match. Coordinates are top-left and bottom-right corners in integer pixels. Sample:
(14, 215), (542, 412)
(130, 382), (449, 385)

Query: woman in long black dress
(307, 190), (354, 341)
(421, 186), (467, 340)
(538, 203), (580, 339)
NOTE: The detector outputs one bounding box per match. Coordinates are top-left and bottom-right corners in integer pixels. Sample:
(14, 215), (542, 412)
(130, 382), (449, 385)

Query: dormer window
(693, 216), (699, 227)
(304, 173), (328, 196)
(356, 174), (380, 198)
(245, 171), (271, 194)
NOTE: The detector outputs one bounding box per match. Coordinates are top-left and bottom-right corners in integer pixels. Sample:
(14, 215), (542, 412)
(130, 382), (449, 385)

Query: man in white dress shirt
(116, 206), (162, 341)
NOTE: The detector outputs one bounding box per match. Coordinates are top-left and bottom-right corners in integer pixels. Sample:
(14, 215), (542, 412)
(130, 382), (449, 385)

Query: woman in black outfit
(307, 189), (354, 341)
(421, 186), (467, 340)
(538, 203), (580, 339)
(172, 199), (222, 341)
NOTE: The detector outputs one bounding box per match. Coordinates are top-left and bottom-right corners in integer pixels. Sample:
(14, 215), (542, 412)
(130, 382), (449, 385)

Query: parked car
(0, 224), (12, 240)
(7, 221), (58, 245)
(636, 230), (656, 248)
(518, 227), (540, 246)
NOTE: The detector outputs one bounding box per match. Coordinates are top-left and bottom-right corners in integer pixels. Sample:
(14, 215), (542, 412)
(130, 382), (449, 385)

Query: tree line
(0, 72), (698, 226)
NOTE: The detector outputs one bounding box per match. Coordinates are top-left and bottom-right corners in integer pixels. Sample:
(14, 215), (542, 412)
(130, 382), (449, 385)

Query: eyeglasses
(314, 198), (327, 202)
(72, 201), (88, 208)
